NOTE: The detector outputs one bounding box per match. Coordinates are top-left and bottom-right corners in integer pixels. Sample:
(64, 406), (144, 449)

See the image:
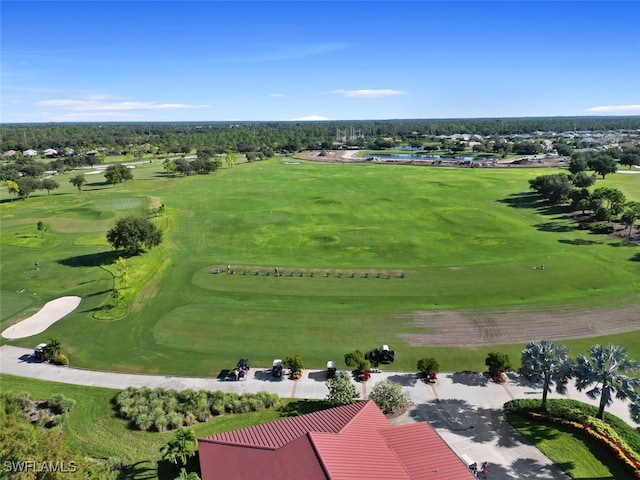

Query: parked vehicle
(365, 345), (395, 366)
(326, 360), (336, 379)
(272, 359), (283, 378)
(34, 343), (47, 361)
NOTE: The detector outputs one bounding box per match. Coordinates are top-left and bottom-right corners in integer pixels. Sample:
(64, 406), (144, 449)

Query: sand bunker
(2, 296), (82, 339)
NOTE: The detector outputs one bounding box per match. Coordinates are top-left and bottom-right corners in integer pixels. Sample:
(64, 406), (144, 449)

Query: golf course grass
(1, 159), (639, 374)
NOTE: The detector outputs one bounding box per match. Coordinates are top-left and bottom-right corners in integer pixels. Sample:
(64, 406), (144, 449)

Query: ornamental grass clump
(114, 387), (279, 431)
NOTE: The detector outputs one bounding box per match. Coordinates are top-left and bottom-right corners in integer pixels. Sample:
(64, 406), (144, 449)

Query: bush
(485, 352), (512, 380)
(326, 372), (359, 405)
(135, 413), (153, 431)
(417, 357), (439, 377)
(284, 355), (304, 376)
(52, 354), (69, 366)
(167, 411), (184, 429)
(47, 394), (76, 414)
(211, 400), (226, 416)
(154, 414), (168, 432)
(368, 379), (409, 415)
(344, 350), (371, 373)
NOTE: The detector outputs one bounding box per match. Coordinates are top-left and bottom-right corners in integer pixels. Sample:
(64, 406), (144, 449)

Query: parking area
(2, 345), (636, 479)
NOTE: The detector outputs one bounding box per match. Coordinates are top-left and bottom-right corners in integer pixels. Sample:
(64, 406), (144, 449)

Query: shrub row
(505, 399), (640, 477)
(114, 387), (279, 431)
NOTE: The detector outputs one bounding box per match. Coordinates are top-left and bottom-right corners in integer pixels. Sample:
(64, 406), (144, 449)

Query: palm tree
(43, 338), (62, 362)
(574, 344), (640, 421)
(160, 427), (197, 469)
(520, 340), (573, 410)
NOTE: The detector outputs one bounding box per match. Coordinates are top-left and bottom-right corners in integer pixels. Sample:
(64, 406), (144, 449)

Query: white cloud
(585, 104), (640, 114)
(270, 93), (286, 98)
(326, 89), (407, 98)
(36, 98), (208, 111)
(292, 115), (329, 121)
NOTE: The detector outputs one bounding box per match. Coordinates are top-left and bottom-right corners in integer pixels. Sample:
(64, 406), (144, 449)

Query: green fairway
(1, 159), (639, 374)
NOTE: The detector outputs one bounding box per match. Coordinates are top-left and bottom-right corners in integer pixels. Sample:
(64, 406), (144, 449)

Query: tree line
(528, 149), (640, 234)
(2, 117), (640, 155)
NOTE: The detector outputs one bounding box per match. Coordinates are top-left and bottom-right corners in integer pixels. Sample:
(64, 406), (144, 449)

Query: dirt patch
(397, 302), (640, 346)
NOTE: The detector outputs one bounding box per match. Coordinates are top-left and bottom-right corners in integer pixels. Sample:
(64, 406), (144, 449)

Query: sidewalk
(2, 345), (636, 479)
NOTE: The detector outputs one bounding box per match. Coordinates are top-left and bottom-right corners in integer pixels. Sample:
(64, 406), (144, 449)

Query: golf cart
(272, 359), (283, 378)
(365, 344), (395, 367)
(326, 361), (337, 379)
(34, 343), (47, 361)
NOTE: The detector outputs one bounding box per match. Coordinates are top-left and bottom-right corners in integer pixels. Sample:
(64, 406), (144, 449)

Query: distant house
(2, 150), (16, 157)
(23, 149), (37, 157)
(43, 148), (58, 157)
(198, 400), (475, 480)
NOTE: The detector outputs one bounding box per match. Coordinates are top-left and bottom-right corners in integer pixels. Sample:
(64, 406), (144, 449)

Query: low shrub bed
(115, 386), (279, 432)
(504, 399), (640, 477)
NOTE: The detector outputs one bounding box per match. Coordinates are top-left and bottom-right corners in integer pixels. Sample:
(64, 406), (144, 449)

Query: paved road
(1, 345), (636, 479)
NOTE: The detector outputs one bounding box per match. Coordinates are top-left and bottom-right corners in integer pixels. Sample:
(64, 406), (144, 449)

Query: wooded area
(2, 117), (639, 154)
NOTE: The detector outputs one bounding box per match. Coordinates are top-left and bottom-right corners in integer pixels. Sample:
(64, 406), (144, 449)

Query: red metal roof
(202, 401), (368, 449)
(198, 400), (475, 480)
(381, 422), (476, 480)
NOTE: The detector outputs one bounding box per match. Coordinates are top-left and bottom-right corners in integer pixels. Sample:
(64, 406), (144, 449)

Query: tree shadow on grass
(497, 193), (573, 216)
(558, 238), (602, 246)
(497, 192), (541, 209)
(535, 222), (576, 233)
(277, 399), (332, 418)
(57, 250), (120, 267)
(631, 252), (640, 262)
(116, 460), (157, 480)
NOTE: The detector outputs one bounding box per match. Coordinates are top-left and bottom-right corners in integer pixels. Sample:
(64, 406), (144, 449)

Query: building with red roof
(198, 400), (475, 480)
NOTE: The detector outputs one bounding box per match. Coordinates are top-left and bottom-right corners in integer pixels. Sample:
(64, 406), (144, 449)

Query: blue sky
(2, 1), (639, 123)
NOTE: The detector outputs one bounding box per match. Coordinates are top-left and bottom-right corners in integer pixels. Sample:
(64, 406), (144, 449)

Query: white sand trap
(1, 296), (82, 339)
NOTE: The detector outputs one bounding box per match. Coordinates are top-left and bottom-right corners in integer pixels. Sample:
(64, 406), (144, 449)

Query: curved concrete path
(2, 345), (636, 479)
